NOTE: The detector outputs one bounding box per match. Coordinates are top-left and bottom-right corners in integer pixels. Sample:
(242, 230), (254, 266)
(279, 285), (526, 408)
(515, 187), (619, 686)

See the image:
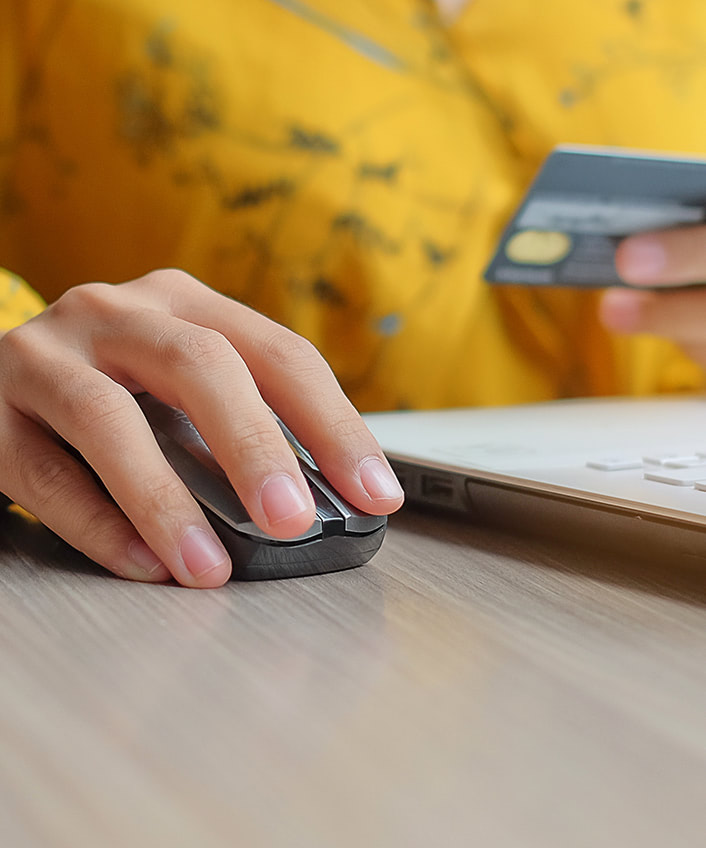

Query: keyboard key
(586, 457), (644, 471)
(642, 452), (703, 466)
(644, 467), (706, 486)
(662, 456), (706, 468)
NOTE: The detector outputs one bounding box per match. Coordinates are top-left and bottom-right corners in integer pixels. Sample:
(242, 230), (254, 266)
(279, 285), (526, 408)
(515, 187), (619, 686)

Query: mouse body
(136, 394), (387, 580)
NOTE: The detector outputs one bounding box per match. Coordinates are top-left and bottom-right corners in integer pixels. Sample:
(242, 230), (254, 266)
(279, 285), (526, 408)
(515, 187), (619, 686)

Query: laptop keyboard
(588, 452), (706, 488)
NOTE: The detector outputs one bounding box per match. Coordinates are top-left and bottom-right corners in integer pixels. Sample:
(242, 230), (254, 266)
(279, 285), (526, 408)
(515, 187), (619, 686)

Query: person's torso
(2, 0), (705, 408)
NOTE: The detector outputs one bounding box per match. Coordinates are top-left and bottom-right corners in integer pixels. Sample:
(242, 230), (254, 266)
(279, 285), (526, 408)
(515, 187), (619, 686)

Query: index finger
(135, 271), (405, 516)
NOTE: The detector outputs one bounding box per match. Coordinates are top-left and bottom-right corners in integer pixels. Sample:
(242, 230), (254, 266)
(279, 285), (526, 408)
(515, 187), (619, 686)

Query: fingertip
(615, 235), (667, 285)
(358, 456), (405, 513)
(118, 563), (173, 583)
(263, 509), (319, 541)
(187, 562), (232, 589)
(177, 562), (232, 589)
(258, 472), (317, 538)
(177, 526), (232, 588)
(125, 538), (173, 582)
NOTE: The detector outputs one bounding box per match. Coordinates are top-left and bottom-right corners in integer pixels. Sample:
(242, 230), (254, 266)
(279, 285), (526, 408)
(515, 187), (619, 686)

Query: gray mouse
(135, 393), (387, 580)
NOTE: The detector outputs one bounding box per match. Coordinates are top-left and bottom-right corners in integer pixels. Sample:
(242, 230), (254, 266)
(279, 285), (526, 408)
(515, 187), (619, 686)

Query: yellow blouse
(0, 268), (45, 332)
(1, 0), (706, 409)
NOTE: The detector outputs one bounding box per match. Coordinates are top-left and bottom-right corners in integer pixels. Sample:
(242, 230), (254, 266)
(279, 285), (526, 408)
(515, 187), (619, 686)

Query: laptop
(364, 395), (706, 561)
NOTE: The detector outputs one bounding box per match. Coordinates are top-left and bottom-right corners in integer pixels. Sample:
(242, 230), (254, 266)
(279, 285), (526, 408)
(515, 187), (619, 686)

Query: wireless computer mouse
(135, 394), (387, 580)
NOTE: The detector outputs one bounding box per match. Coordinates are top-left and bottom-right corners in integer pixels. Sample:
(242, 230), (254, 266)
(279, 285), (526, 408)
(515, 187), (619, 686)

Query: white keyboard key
(662, 456), (706, 468)
(644, 467), (706, 486)
(642, 452), (702, 466)
(586, 457), (644, 471)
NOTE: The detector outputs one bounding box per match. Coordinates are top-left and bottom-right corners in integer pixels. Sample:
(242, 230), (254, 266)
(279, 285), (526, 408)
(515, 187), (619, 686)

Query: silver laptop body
(364, 395), (706, 562)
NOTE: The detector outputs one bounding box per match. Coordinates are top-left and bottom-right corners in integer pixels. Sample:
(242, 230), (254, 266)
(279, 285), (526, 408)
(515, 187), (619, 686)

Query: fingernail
(260, 473), (311, 525)
(620, 236), (666, 282)
(180, 526), (229, 577)
(359, 457), (404, 500)
(128, 538), (169, 578)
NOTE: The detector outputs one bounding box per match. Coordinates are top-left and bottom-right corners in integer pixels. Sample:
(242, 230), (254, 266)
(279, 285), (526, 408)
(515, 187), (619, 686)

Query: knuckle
(58, 381), (133, 437)
(68, 498), (128, 547)
(135, 473), (187, 519)
(0, 322), (41, 367)
(322, 413), (371, 448)
(260, 327), (323, 374)
(19, 450), (81, 510)
(49, 282), (116, 321)
(0, 324), (55, 393)
(141, 268), (200, 296)
(233, 420), (282, 461)
(153, 324), (233, 372)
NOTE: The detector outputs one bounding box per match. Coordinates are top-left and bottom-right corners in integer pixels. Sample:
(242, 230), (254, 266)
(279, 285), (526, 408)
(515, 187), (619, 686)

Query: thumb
(615, 225), (706, 287)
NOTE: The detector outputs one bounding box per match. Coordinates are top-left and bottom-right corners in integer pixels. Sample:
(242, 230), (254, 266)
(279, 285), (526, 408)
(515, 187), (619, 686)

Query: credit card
(483, 145), (706, 288)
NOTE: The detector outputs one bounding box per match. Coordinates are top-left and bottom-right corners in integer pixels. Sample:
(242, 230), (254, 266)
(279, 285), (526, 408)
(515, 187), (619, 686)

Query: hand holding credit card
(484, 145), (706, 289)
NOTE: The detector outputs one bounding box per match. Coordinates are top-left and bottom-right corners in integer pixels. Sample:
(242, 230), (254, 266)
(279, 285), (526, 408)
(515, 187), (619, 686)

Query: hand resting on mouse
(0, 270), (404, 588)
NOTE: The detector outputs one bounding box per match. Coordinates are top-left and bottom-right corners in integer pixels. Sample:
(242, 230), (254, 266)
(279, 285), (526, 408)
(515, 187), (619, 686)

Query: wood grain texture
(1, 506), (706, 847)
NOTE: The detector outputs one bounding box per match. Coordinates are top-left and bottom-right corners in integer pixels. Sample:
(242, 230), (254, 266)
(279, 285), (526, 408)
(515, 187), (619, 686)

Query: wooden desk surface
(1, 506), (706, 847)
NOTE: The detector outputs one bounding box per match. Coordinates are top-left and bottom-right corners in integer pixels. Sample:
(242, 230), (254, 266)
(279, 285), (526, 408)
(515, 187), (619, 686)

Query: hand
(600, 226), (706, 364)
(0, 270), (404, 588)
